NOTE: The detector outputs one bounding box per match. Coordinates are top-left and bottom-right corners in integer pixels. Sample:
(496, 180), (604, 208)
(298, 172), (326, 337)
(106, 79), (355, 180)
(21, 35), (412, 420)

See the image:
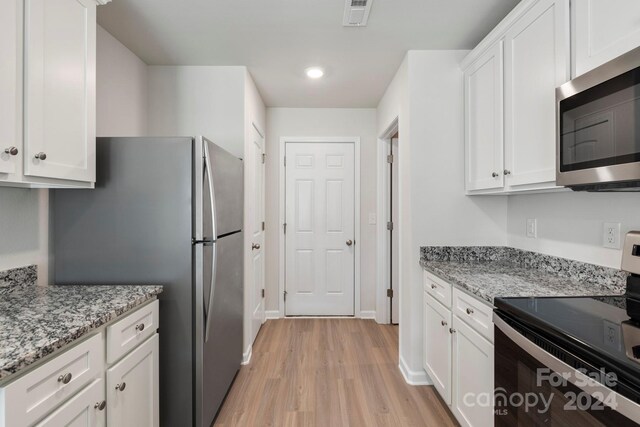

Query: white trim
(265, 310), (281, 320)
(278, 136), (361, 318)
(359, 310), (377, 319)
(376, 119), (399, 325)
(399, 355), (432, 386)
(241, 345), (252, 365)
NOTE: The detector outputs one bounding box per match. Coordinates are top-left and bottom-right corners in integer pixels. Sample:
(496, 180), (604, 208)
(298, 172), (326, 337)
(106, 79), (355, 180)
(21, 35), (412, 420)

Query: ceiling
(97, 0), (520, 108)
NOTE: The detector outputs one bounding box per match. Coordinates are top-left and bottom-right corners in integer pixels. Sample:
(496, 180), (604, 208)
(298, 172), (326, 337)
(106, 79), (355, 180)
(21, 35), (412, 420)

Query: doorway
(387, 132), (399, 324)
(279, 138), (361, 317)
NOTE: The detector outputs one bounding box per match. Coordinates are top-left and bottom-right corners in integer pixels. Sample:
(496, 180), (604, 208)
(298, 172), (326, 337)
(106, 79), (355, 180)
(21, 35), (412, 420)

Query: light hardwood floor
(214, 319), (458, 427)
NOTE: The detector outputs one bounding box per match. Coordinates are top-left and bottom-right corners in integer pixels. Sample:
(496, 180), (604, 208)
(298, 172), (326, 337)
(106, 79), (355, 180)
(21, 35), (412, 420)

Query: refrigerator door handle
(204, 240), (217, 342)
(203, 142), (218, 342)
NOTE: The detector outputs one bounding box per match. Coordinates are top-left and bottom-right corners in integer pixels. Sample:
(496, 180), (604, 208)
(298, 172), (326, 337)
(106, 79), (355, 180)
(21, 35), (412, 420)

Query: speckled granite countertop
(420, 247), (627, 305)
(0, 282), (162, 382)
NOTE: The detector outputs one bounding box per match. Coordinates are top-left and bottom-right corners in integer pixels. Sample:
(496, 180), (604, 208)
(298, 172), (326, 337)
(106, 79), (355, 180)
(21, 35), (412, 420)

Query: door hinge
(387, 221), (394, 231)
(387, 154), (394, 164)
(284, 156), (287, 167)
(284, 290), (288, 301)
(283, 223), (287, 234)
(262, 221), (265, 231)
(262, 153), (266, 164)
(261, 289), (265, 298)
(387, 289), (394, 298)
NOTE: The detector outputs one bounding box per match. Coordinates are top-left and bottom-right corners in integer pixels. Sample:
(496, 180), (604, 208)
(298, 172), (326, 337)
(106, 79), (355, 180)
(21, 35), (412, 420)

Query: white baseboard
(399, 355), (432, 386)
(265, 310), (281, 320)
(359, 310), (376, 319)
(241, 345), (252, 365)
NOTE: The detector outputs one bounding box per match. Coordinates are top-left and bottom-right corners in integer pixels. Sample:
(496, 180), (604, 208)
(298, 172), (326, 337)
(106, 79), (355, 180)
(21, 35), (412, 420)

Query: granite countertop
(420, 247), (628, 305)
(0, 284), (163, 381)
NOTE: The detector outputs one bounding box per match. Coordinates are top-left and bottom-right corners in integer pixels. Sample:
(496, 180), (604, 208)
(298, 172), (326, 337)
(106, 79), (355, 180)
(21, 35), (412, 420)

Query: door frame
(278, 136), (361, 318)
(376, 118), (399, 324)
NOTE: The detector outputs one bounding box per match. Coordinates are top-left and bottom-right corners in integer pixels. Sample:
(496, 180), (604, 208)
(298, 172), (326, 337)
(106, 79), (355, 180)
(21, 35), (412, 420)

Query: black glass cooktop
(495, 295), (640, 392)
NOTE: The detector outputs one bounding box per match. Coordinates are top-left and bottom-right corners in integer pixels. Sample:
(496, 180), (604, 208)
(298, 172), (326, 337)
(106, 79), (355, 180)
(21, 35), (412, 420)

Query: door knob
(4, 147), (18, 156)
(252, 243), (261, 250)
(346, 240), (353, 246)
(35, 152), (47, 160)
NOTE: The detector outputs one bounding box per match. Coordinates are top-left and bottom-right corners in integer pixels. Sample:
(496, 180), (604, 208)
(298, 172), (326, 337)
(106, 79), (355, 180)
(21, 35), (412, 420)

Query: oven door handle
(493, 313), (640, 425)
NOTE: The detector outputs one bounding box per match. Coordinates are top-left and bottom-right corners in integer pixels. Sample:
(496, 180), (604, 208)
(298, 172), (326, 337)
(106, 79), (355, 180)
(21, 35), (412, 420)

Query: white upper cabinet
(464, 42), (504, 191)
(0, 0), (20, 175)
(573, 0), (640, 77)
(503, 0), (569, 189)
(23, 0), (96, 183)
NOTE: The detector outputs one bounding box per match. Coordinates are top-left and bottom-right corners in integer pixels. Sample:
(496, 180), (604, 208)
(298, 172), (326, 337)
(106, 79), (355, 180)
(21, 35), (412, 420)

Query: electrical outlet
(526, 219), (537, 238)
(603, 320), (621, 350)
(603, 222), (621, 249)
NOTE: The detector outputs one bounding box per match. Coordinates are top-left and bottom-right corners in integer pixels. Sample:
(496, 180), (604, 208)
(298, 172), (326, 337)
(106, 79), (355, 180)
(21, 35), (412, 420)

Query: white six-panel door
(249, 125), (265, 344)
(285, 142), (355, 316)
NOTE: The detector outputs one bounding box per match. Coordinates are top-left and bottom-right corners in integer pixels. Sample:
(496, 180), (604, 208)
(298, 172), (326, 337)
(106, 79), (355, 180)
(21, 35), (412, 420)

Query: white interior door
(390, 135), (399, 324)
(249, 125), (265, 344)
(285, 142), (355, 316)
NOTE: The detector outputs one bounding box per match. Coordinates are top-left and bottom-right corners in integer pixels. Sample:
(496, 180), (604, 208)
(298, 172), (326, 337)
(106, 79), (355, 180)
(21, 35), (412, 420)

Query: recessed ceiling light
(306, 67), (324, 79)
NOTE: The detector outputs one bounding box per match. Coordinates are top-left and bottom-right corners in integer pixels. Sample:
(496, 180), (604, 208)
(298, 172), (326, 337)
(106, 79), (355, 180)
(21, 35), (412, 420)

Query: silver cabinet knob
(441, 320), (447, 327)
(466, 308), (474, 315)
(94, 401), (106, 411)
(492, 172), (499, 178)
(252, 243), (261, 250)
(346, 240), (353, 246)
(135, 323), (145, 332)
(503, 169), (511, 175)
(430, 284), (437, 289)
(35, 152), (47, 160)
(115, 382), (126, 391)
(449, 328), (456, 334)
(4, 147), (18, 156)
(58, 372), (72, 384)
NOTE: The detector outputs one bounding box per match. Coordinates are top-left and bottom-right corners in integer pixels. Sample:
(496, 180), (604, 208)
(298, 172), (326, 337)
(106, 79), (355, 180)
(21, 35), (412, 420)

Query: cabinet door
(573, 0), (640, 77)
(0, 0), (19, 174)
(504, 0), (569, 188)
(34, 379), (106, 427)
(423, 292), (452, 404)
(106, 334), (159, 427)
(465, 42), (504, 191)
(24, 0), (96, 183)
(452, 317), (494, 427)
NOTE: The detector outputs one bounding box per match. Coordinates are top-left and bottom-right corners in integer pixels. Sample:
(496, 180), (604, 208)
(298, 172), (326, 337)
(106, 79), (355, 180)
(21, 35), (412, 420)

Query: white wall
(96, 26), (149, 137)
(508, 192), (640, 268)
(264, 108), (378, 315)
(147, 66), (246, 157)
(377, 51), (508, 383)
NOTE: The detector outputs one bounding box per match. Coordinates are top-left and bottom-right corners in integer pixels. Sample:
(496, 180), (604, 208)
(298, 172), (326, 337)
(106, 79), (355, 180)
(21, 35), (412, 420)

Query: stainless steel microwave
(557, 46), (640, 191)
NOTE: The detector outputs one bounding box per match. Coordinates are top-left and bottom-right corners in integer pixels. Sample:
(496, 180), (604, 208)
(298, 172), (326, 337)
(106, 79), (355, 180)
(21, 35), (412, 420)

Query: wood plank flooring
(214, 319), (458, 427)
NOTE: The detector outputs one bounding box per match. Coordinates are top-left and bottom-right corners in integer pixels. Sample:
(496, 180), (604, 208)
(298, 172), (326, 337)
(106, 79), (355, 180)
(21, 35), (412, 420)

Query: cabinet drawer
(107, 300), (159, 364)
(424, 271), (452, 308)
(452, 289), (494, 343)
(0, 333), (104, 427)
(35, 379), (106, 427)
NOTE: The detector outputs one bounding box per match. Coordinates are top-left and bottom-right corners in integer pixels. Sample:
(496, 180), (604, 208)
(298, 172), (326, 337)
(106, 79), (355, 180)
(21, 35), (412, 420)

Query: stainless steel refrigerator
(53, 136), (243, 427)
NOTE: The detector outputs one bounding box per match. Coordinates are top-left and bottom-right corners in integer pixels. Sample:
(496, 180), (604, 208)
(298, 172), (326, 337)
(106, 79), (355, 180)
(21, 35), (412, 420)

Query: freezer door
(203, 138), (243, 237)
(200, 231), (243, 427)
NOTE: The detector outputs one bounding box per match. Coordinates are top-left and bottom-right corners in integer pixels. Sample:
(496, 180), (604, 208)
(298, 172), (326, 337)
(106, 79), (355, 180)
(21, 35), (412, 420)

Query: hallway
(214, 319), (458, 426)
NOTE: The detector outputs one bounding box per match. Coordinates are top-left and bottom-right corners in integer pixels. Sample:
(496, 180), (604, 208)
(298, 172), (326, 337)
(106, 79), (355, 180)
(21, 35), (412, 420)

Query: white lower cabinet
(106, 334), (159, 427)
(423, 292), (452, 404)
(0, 300), (159, 427)
(451, 316), (494, 427)
(423, 275), (494, 427)
(34, 379), (106, 427)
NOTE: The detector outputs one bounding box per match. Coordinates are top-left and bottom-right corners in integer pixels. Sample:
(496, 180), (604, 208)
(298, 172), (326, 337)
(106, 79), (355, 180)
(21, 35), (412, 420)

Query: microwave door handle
(203, 142), (218, 342)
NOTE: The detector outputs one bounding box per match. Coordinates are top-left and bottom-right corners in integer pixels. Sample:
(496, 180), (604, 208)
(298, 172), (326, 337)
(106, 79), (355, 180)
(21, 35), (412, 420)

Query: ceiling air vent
(343, 0), (373, 27)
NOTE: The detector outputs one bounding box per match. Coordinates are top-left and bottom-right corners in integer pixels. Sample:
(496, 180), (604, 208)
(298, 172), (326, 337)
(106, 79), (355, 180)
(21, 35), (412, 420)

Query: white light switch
(603, 222), (621, 249)
(526, 219), (537, 238)
(368, 213), (377, 225)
